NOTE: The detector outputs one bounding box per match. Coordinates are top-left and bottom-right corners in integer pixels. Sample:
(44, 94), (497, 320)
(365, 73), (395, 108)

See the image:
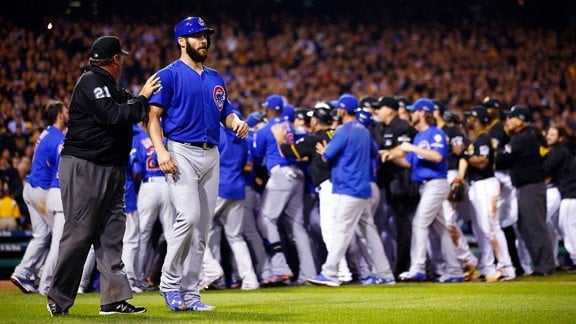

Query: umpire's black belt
(180, 142), (216, 150)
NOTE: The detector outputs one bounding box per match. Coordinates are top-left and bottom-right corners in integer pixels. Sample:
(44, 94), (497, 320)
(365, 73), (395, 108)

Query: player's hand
(271, 124), (287, 143)
(233, 119), (249, 138)
(157, 149), (177, 174)
(315, 140), (328, 156)
(380, 149), (392, 162)
(399, 142), (415, 152)
(139, 73), (161, 99)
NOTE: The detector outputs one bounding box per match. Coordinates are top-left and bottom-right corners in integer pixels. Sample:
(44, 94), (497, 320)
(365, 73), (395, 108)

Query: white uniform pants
(559, 198), (576, 264)
(318, 180), (352, 280)
(546, 187), (561, 267)
(469, 178), (514, 276)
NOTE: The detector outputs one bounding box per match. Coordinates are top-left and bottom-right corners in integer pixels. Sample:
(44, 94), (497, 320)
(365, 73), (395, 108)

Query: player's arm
(147, 105), (176, 174)
(85, 74), (160, 127)
(224, 113), (248, 139)
(398, 142), (443, 163)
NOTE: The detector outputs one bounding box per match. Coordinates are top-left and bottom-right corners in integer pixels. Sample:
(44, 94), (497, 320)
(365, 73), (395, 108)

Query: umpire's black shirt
(496, 126), (544, 188)
(542, 142), (576, 199)
(279, 128), (334, 186)
(62, 66), (148, 166)
(372, 116), (416, 188)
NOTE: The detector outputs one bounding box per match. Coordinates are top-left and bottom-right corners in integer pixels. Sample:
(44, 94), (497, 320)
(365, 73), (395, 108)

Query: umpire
(496, 106), (555, 276)
(46, 36), (160, 316)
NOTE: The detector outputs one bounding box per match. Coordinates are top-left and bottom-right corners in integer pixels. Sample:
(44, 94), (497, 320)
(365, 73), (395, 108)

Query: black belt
(181, 142), (216, 150)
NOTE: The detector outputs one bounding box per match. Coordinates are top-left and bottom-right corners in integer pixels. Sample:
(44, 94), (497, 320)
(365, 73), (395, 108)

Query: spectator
(0, 179), (20, 231)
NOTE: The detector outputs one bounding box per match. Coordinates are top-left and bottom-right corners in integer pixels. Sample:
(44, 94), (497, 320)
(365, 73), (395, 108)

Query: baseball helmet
(174, 17), (215, 40)
(310, 107), (333, 125)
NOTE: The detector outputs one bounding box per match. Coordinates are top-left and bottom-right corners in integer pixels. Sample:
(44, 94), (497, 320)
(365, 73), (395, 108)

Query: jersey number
(94, 86), (111, 99)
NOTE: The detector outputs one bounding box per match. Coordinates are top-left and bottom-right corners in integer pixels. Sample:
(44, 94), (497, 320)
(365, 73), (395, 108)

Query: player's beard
(186, 39), (208, 63)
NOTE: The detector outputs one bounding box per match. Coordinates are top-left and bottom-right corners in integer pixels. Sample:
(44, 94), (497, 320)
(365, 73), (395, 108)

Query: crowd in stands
(1, 13), (576, 229)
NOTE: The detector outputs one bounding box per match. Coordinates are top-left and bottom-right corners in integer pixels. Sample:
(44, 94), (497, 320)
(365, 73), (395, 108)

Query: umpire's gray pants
(12, 183), (49, 280)
(408, 179), (462, 277)
(259, 165), (316, 281)
(160, 142), (219, 303)
(47, 156), (132, 311)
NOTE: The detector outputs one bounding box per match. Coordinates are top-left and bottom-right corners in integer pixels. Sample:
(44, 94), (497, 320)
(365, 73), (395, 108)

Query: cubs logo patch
(213, 85), (226, 111)
(434, 134), (443, 142)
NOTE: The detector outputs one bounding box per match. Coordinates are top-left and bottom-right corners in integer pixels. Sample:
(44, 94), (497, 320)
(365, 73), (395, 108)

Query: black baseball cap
(432, 99), (446, 115)
(377, 96), (399, 110)
(464, 105), (490, 124)
(481, 97), (501, 110)
(394, 96), (411, 109)
(90, 36), (130, 60)
(360, 96), (379, 109)
(505, 105), (531, 122)
(309, 107), (333, 125)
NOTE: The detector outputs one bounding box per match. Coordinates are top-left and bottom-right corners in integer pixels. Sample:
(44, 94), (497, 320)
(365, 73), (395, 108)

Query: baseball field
(0, 274), (575, 323)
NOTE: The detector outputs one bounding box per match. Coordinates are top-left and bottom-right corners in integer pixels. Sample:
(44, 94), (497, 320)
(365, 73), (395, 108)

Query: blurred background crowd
(1, 0), (576, 228)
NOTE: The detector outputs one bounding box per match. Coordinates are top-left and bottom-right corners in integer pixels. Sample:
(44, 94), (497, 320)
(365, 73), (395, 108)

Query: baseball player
(460, 105), (515, 281)
(201, 119), (260, 290)
(33, 102), (67, 295)
(383, 98), (463, 282)
(131, 124), (176, 290)
(122, 128), (141, 293)
(271, 104), (353, 282)
(543, 125), (576, 272)
(253, 94), (316, 284)
(484, 98), (525, 273)
(433, 101), (478, 278)
(308, 94), (385, 286)
(11, 102), (67, 294)
(241, 112), (274, 283)
(147, 16), (248, 312)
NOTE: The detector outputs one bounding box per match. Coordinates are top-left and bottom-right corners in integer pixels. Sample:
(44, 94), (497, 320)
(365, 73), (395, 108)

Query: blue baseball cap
(407, 98), (435, 113)
(337, 94), (359, 112)
(246, 111), (264, 127)
(262, 94), (284, 111)
(174, 17), (215, 40)
(355, 110), (372, 128)
(282, 104), (296, 122)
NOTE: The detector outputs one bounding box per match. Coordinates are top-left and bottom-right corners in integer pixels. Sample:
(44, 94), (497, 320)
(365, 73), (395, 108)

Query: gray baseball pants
(159, 141), (219, 303)
(12, 183), (49, 280)
(47, 155), (132, 311)
(136, 179), (175, 282)
(259, 165), (315, 281)
(242, 186), (272, 280)
(408, 179), (462, 277)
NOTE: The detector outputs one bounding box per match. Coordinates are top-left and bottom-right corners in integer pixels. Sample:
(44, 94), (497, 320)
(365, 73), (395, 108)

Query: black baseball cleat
(99, 300), (147, 315)
(46, 299), (68, 317)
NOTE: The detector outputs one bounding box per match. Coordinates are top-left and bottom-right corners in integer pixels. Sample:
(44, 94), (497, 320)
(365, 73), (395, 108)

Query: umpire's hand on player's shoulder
(138, 73), (162, 99)
(157, 149), (177, 174)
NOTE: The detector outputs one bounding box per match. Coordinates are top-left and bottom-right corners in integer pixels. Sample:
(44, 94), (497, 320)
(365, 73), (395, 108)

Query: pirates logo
(213, 85), (226, 111)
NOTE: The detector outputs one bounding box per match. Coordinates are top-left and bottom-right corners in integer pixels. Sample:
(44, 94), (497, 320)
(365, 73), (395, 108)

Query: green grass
(1, 274), (576, 323)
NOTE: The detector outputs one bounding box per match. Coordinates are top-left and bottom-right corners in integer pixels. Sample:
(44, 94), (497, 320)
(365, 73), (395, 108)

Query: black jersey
(464, 133), (495, 182)
(442, 125), (467, 171)
(279, 128), (334, 186)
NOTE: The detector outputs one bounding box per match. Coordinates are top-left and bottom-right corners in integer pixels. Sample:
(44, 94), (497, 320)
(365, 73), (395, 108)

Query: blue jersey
(218, 126), (249, 199)
(124, 165), (137, 213)
(149, 60), (232, 145)
(407, 126), (448, 182)
(27, 126), (65, 189)
(49, 137), (65, 188)
(243, 130), (257, 187)
(253, 117), (297, 172)
(132, 129), (165, 181)
(323, 121), (377, 199)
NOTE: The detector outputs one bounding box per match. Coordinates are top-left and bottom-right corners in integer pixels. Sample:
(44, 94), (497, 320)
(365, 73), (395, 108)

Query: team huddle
(7, 16), (576, 316)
